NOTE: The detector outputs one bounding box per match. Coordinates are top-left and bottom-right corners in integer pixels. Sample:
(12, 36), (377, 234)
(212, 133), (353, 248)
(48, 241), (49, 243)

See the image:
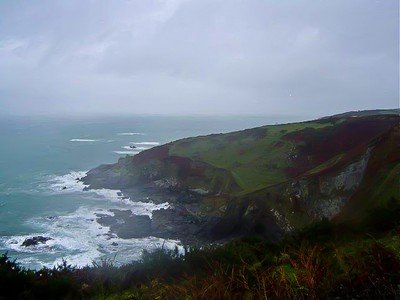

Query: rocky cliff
(82, 109), (400, 243)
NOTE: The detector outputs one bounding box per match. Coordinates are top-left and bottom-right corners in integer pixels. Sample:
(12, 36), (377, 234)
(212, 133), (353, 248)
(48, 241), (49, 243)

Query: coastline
(79, 111), (400, 249)
(88, 185), (219, 246)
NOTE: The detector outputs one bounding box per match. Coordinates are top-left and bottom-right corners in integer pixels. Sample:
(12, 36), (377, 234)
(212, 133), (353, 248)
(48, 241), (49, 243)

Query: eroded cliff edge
(82, 110), (400, 244)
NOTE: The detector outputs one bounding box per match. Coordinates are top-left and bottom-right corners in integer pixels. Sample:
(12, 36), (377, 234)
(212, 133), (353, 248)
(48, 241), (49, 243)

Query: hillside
(82, 110), (400, 241)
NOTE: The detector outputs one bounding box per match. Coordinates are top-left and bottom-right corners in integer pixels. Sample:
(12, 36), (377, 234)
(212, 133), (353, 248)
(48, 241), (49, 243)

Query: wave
(131, 142), (160, 145)
(117, 133), (146, 136)
(0, 234), (58, 254)
(114, 150), (140, 155)
(70, 139), (98, 142)
(49, 171), (170, 217)
(0, 206), (180, 269)
(0, 171), (176, 269)
(48, 171), (88, 193)
(121, 146), (149, 151)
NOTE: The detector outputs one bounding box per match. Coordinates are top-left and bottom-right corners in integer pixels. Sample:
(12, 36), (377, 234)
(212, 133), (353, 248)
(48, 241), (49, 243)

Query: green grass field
(169, 119), (341, 193)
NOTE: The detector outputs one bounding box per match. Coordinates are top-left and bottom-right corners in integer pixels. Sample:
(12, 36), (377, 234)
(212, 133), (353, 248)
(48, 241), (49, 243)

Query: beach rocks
(22, 236), (53, 247)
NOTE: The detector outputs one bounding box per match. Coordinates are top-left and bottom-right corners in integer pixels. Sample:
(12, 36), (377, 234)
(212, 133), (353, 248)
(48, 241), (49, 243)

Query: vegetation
(168, 114), (397, 194)
(1, 204), (399, 299)
(169, 119), (338, 192)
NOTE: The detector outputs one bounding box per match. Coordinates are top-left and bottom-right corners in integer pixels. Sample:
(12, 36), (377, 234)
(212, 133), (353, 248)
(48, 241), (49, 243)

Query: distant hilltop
(320, 108), (399, 119)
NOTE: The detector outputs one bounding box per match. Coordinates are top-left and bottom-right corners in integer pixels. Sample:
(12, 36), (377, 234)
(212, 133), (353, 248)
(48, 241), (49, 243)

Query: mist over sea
(0, 114), (305, 269)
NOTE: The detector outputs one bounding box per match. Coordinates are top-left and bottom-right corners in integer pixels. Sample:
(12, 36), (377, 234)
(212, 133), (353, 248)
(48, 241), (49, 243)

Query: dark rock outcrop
(22, 236), (53, 247)
(96, 210), (152, 239)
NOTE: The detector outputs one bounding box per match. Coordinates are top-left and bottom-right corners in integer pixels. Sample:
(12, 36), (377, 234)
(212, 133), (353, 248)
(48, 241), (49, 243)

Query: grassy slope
(168, 114), (398, 197)
(169, 119), (337, 193)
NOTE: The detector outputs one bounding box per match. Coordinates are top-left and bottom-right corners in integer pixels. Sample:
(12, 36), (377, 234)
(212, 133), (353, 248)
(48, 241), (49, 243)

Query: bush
(364, 197), (400, 232)
(0, 216), (399, 299)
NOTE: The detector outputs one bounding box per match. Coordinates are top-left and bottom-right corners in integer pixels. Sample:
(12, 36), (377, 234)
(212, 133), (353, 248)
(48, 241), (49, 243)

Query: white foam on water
(122, 146), (136, 150)
(70, 139), (98, 142)
(0, 170), (176, 269)
(1, 205), (179, 269)
(48, 171), (88, 193)
(131, 142), (160, 145)
(122, 146), (149, 151)
(128, 201), (170, 217)
(51, 235), (181, 268)
(114, 151), (140, 155)
(85, 188), (170, 217)
(16, 256), (44, 267)
(117, 132), (146, 136)
(0, 234), (58, 254)
(48, 171), (170, 217)
(35, 206), (111, 266)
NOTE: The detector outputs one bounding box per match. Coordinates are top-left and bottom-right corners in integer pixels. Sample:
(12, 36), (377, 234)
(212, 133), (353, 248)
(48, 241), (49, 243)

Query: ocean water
(0, 114), (305, 269)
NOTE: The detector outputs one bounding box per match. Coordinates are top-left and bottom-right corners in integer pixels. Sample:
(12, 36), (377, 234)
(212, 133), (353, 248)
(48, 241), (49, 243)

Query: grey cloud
(0, 0), (398, 116)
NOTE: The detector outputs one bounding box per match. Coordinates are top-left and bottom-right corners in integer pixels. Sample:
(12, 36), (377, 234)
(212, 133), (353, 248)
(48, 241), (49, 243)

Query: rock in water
(22, 236), (53, 247)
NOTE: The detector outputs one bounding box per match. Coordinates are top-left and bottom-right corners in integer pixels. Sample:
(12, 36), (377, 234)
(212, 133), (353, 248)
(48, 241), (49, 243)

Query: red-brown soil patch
(132, 144), (170, 164)
(284, 116), (399, 177)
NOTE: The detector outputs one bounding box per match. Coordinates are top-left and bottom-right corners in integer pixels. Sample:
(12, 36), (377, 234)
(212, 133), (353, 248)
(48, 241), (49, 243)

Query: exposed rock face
(151, 207), (207, 242)
(189, 188), (210, 195)
(320, 149), (371, 195)
(204, 141), (386, 240)
(270, 208), (294, 233)
(95, 206), (211, 244)
(96, 210), (152, 239)
(209, 198), (284, 241)
(22, 236), (53, 247)
(154, 177), (180, 189)
(288, 148), (372, 220)
(82, 151), (241, 195)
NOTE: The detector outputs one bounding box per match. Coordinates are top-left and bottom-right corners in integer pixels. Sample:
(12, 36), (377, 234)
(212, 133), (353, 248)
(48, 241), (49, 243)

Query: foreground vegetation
(1, 202), (399, 299)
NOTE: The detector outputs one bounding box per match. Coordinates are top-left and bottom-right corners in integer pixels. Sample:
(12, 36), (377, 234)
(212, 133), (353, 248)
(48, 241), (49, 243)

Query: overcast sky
(0, 0), (398, 116)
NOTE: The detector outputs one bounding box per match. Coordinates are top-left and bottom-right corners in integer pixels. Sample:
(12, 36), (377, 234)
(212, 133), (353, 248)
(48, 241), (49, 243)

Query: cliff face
(83, 145), (241, 194)
(287, 149), (372, 220)
(82, 110), (400, 242)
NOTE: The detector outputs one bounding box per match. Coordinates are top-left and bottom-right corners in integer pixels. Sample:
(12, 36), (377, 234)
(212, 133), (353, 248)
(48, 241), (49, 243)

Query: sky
(0, 0), (398, 117)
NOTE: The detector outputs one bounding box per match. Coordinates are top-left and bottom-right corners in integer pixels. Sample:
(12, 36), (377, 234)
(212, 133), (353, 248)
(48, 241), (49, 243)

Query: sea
(0, 114), (307, 269)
